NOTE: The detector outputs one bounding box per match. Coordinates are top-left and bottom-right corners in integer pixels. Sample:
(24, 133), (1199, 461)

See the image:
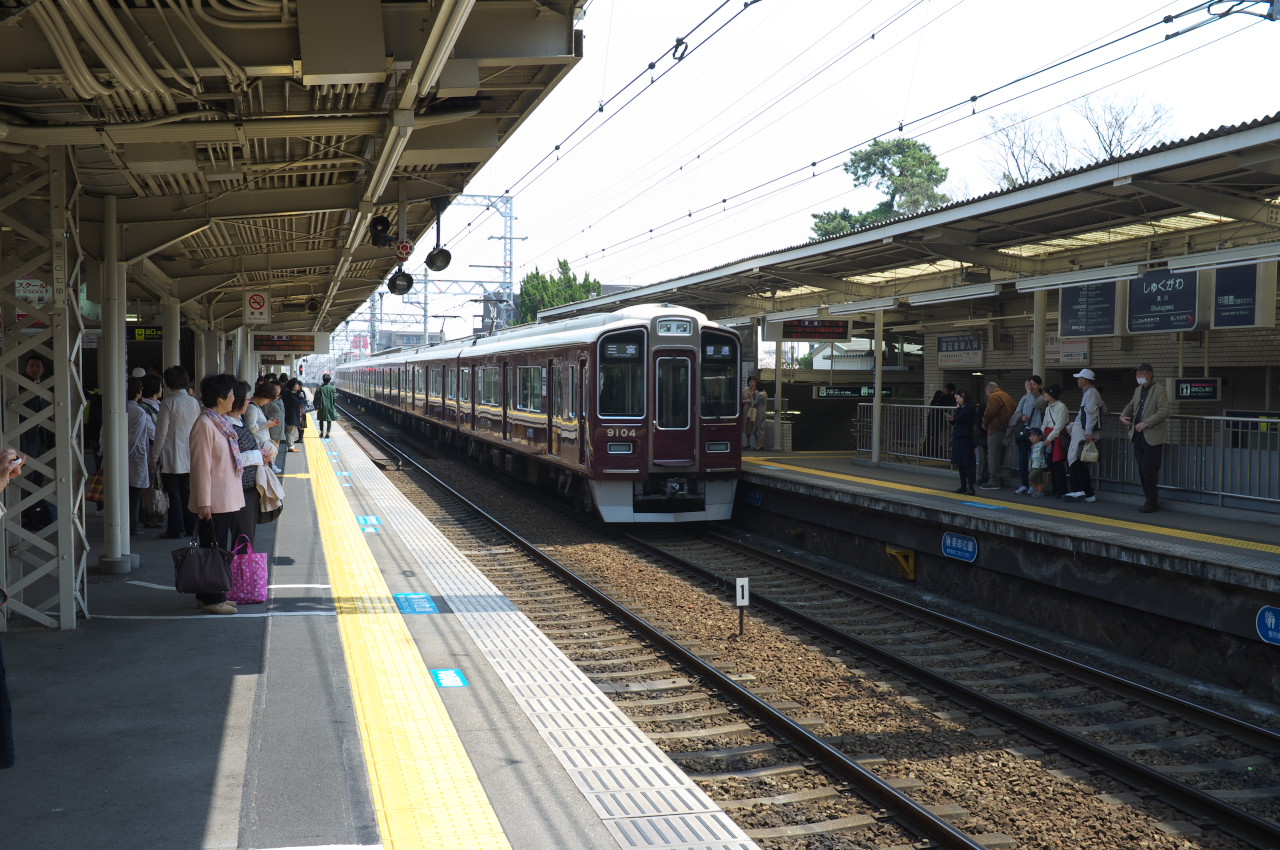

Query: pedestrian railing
(853, 404), (1280, 509)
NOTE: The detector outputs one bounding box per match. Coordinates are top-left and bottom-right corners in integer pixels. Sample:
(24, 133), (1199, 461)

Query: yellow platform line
(305, 432), (511, 850)
(745, 455), (1280, 556)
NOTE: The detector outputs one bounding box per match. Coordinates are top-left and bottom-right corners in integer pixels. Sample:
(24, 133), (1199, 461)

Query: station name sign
(251, 332), (329, 354)
(763, 318), (851, 342)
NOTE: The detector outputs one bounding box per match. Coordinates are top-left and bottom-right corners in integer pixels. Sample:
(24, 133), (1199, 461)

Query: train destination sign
(1212, 263), (1277, 329)
(813, 386), (893, 399)
(1127, 270), (1203, 334)
(1060, 282), (1121, 337)
(251, 332), (329, 353)
(764, 318), (851, 342)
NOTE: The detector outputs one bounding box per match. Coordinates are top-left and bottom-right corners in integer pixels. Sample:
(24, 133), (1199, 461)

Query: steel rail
(624, 532), (1280, 849)
(336, 405), (991, 850)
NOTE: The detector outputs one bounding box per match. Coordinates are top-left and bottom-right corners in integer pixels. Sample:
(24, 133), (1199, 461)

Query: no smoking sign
(243, 290), (271, 324)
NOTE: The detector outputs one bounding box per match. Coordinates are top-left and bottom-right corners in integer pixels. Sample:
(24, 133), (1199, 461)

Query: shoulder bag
(172, 527), (234, 594)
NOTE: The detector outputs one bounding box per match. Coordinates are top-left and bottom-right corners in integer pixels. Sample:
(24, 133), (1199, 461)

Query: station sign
(941, 531), (977, 563)
(1257, 606), (1280, 646)
(1210, 263), (1277, 329)
(1126, 270), (1206, 334)
(131, 326), (162, 341)
(814, 385), (892, 399)
(1170, 377), (1220, 402)
(243, 290), (271, 325)
(1040, 333), (1089, 365)
(937, 335), (982, 368)
(763, 318), (851, 342)
(1060, 281), (1123, 338)
(252, 332), (329, 354)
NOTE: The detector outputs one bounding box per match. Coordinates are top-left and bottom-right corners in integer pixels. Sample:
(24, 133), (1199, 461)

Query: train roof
(342, 305), (732, 369)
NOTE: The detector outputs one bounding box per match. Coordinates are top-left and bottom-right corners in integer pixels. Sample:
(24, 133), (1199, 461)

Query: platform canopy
(540, 114), (1280, 331)
(0, 0), (584, 332)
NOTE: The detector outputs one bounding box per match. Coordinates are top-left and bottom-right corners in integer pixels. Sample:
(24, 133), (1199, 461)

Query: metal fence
(853, 403), (1280, 510)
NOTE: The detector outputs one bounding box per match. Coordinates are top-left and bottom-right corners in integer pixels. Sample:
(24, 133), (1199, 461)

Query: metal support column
(1031, 290), (1047, 379)
(204, 326), (222, 375)
(231, 326), (245, 378)
(100, 194), (133, 573)
(161, 296), (181, 370)
(772, 339), (783, 450)
(870, 310), (885, 467)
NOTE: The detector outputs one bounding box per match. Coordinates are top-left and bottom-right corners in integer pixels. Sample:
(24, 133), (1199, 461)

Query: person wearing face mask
(1119, 363), (1170, 513)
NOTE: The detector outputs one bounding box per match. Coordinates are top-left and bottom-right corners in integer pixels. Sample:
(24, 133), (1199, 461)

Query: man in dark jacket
(281, 378), (302, 454)
(979, 382), (1015, 490)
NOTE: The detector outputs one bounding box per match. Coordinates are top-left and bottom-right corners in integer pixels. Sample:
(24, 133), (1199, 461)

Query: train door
(651, 351), (695, 466)
(549, 360), (561, 457)
(502, 362), (510, 440)
(577, 358), (587, 467)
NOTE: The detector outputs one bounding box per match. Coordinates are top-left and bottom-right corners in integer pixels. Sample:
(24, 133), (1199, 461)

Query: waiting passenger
(125, 377), (155, 535)
(0, 445), (25, 769)
(314, 374), (338, 439)
(1026, 427), (1047, 496)
(1040, 385), (1069, 497)
(1064, 369), (1104, 503)
(264, 381), (286, 474)
(979, 382), (1015, 490)
(946, 389), (977, 495)
(188, 374), (246, 616)
(281, 379), (302, 454)
(1118, 363), (1169, 513)
(153, 366), (201, 539)
(1011, 375), (1047, 495)
(228, 382), (264, 550)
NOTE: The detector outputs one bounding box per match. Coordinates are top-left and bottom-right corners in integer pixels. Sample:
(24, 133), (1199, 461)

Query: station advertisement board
(937, 335), (983, 368)
(1126, 270), (1207, 334)
(813, 386), (893, 399)
(763, 318), (851, 342)
(1059, 281), (1123, 337)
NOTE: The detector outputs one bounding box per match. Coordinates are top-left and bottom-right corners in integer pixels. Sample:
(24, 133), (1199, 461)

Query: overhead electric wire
(538, 1), (1257, 279)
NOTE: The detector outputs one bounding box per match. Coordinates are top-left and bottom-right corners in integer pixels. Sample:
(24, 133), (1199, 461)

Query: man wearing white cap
(1063, 368), (1104, 503)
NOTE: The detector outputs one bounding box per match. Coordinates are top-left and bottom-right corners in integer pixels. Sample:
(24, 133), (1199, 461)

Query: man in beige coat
(1119, 363), (1170, 513)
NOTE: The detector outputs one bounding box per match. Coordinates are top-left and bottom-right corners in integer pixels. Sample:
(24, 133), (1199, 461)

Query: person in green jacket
(314, 374), (339, 439)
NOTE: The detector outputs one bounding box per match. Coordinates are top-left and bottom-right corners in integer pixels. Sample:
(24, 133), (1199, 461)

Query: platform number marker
(942, 531), (978, 563)
(736, 577), (749, 636)
(430, 668), (469, 688)
(356, 516), (381, 525)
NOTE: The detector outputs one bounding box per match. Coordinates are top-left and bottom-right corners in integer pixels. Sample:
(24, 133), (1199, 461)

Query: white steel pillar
(1031, 290), (1047, 379)
(204, 327), (222, 374)
(870, 310), (885, 468)
(99, 195), (133, 573)
(231, 326), (245, 378)
(161, 296), (181, 370)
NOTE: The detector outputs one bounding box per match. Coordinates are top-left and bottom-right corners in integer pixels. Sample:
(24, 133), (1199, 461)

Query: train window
(479, 367), (500, 405)
(516, 366), (543, 412)
(551, 364), (562, 419)
(446, 368), (456, 400)
(570, 365), (578, 422)
(430, 368), (441, 397)
(656, 356), (691, 429)
(459, 368), (471, 402)
(598, 330), (644, 418)
(700, 331), (739, 417)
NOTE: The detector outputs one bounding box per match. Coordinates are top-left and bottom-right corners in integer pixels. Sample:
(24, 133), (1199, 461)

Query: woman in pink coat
(188, 374), (245, 615)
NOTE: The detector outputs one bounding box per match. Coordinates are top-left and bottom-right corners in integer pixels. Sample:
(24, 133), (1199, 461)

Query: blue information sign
(1127, 269), (1200, 334)
(1213, 264), (1261, 328)
(1060, 282), (1119, 337)
(394, 593), (439, 614)
(1257, 606), (1280, 646)
(941, 531), (978, 562)
(431, 668), (469, 688)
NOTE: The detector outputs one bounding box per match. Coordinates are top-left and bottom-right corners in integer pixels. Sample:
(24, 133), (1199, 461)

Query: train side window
(459, 367), (471, 402)
(430, 368), (441, 397)
(700, 331), (739, 417)
(598, 330), (644, 418)
(569, 365), (578, 422)
(446, 368), (456, 400)
(550, 364), (562, 419)
(479, 367), (499, 405)
(516, 366), (543, 412)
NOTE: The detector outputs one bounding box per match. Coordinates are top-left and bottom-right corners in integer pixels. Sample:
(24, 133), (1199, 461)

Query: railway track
(340, 406), (1280, 848)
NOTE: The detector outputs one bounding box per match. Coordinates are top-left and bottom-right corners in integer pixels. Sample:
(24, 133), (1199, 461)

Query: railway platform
(2, 427), (757, 850)
(737, 450), (1280, 706)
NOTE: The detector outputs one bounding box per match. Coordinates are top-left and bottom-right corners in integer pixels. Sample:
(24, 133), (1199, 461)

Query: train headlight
(705, 441), (731, 453)
(607, 442), (634, 454)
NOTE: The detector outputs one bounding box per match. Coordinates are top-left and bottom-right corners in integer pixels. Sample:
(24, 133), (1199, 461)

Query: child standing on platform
(1027, 427), (1047, 497)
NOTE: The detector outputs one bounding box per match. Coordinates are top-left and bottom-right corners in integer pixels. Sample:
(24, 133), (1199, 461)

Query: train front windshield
(599, 331), (645, 417)
(700, 331), (739, 417)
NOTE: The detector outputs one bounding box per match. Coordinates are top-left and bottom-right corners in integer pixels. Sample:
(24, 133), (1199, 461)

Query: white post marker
(736, 577), (750, 636)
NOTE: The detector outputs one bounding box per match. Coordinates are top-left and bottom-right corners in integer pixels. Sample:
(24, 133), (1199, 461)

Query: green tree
(515, 259), (602, 324)
(811, 138), (949, 240)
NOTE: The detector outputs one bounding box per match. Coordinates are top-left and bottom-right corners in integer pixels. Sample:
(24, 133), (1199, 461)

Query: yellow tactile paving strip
(306, 433), (511, 850)
(745, 455), (1280, 557)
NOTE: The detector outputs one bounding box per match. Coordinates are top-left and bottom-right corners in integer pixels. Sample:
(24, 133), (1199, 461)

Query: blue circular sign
(1256, 606), (1280, 646)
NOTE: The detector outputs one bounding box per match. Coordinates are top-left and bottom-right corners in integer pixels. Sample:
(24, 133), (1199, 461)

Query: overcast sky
(382, 0), (1278, 340)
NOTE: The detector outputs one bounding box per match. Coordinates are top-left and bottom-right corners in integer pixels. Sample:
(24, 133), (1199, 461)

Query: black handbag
(172, 528), (234, 594)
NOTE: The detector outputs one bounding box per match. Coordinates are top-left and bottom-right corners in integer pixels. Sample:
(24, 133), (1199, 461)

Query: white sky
(375, 0), (1279, 343)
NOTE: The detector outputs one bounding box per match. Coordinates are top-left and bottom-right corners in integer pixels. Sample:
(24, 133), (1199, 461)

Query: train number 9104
(606, 428), (638, 437)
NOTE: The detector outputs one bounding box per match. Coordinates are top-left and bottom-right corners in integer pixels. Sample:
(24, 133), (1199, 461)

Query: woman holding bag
(228, 381), (264, 549)
(1040, 385), (1069, 497)
(187, 374), (246, 615)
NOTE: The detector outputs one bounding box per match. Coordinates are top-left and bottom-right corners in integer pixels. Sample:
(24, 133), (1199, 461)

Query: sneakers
(1063, 492), (1096, 503)
(1082, 495), (1096, 502)
(1014, 485), (1029, 495)
(272, 466), (283, 474)
(201, 602), (237, 615)
(1062, 491), (1085, 500)
(288, 447), (300, 453)
(978, 482), (1000, 490)
(1030, 489), (1044, 498)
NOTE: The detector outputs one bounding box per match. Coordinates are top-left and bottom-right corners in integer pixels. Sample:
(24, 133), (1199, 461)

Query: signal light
(369, 215), (393, 247)
(387, 268), (414, 295)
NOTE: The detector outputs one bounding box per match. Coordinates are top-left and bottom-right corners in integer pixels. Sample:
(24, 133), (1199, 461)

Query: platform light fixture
(826, 296), (899, 315)
(1013, 264), (1142, 292)
(1166, 243), (1280, 274)
(905, 282), (1001, 305)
